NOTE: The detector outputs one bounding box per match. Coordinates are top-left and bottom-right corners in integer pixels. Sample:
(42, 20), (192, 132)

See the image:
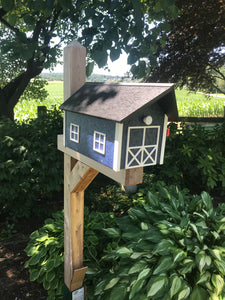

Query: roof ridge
(85, 82), (174, 87)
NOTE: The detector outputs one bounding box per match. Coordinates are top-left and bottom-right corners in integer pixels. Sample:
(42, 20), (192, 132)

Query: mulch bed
(0, 194), (63, 300)
(0, 234), (47, 300)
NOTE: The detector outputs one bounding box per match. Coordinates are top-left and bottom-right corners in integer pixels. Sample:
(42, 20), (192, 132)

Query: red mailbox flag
(166, 128), (170, 137)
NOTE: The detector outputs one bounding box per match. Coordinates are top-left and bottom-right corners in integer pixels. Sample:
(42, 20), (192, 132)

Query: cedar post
(63, 41), (97, 299)
(60, 40), (144, 299)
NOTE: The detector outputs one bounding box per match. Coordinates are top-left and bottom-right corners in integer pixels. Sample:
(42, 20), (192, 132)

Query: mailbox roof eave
(60, 82), (178, 122)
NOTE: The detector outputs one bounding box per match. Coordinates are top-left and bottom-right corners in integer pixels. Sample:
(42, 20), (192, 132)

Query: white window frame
(70, 123), (79, 143)
(93, 131), (106, 155)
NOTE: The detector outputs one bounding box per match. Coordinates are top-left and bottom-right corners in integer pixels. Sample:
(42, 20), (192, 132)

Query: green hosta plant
(95, 183), (225, 299)
(25, 208), (116, 300)
(25, 210), (64, 299)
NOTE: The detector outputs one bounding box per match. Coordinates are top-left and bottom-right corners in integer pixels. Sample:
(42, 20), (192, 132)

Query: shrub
(149, 122), (225, 196)
(0, 108), (63, 220)
(20, 76), (49, 102)
(25, 210), (64, 299)
(25, 208), (116, 300)
(95, 183), (225, 299)
(25, 183), (225, 300)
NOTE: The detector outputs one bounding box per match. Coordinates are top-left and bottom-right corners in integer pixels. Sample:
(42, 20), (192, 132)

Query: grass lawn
(15, 81), (225, 121)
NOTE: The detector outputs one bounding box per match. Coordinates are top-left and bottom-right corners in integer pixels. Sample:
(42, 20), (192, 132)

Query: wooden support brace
(64, 154), (98, 291)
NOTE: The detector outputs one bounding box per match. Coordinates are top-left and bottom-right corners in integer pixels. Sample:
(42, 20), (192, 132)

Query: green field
(175, 88), (225, 117)
(14, 81), (225, 121)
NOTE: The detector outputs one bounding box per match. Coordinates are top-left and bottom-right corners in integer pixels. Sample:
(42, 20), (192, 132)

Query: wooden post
(63, 41), (94, 298)
(60, 40), (144, 299)
(64, 155), (98, 292)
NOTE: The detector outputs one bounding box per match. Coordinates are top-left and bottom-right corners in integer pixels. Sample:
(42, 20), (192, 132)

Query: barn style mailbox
(60, 82), (178, 172)
(57, 40), (178, 300)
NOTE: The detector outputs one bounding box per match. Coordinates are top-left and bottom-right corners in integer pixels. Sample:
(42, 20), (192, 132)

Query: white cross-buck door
(125, 126), (160, 169)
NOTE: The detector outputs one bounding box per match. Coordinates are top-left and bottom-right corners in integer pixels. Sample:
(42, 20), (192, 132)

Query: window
(93, 131), (106, 154)
(70, 123), (79, 143)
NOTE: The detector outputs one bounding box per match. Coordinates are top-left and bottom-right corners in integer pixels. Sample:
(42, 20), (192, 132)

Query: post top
(66, 40), (85, 49)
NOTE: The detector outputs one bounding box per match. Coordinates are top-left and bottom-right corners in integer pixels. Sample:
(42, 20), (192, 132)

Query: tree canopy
(0, 0), (179, 120)
(146, 0), (225, 93)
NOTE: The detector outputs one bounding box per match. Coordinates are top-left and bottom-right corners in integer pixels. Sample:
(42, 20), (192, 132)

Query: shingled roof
(60, 82), (178, 122)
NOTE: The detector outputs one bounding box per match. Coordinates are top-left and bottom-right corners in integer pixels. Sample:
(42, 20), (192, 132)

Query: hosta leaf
(190, 285), (208, 300)
(209, 249), (222, 261)
(129, 279), (145, 299)
(140, 222), (148, 230)
(103, 228), (120, 238)
(196, 251), (207, 273)
(173, 249), (186, 263)
(147, 191), (159, 206)
(137, 268), (151, 281)
(95, 280), (106, 295)
(116, 216), (140, 233)
(214, 260), (225, 275)
(179, 259), (195, 275)
(46, 271), (55, 282)
(170, 276), (182, 298)
(205, 255), (212, 267)
(128, 261), (148, 274)
(153, 257), (173, 275)
(211, 274), (224, 295)
(201, 191), (213, 212)
(211, 231), (220, 240)
(30, 230), (40, 240)
(130, 252), (145, 259)
(158, 186), (171, 200)
(147, 276), (167, 297)
(25, 244), (39, 257)
(129, 208), (148, 220)
(45, 259), (55, 272)
(153, 239), (174, 255)
(190, 223), (202, 242)
(109, 284), (127, 300)
(104, 277), (120, 290)
(197, 272), (211, 285)
(177, 286), (191, 300)
(116, 247), (133, 258)
(27, 251), (45, 266)
(36, 234), (49, 242)
(30, 269), (40, 281)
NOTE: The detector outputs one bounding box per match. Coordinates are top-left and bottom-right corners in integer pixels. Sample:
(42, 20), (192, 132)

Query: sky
(51, 50), (130, 76)
(94, 51), (130, 76)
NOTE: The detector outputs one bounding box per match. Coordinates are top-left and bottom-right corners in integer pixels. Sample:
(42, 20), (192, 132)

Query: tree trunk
(0, 97), (14, 120)
(0, 65), (42, 120)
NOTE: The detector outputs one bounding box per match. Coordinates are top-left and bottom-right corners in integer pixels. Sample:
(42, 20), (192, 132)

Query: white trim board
(113, 123), (123, 171)
(160, 114), (168, 164)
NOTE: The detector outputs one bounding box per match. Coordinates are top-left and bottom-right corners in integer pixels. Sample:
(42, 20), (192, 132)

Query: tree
(0, 0), (178, 120)
(145, 0), (225, 93)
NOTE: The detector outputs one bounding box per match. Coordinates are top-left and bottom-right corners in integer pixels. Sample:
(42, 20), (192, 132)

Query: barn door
(125, 126), (160, 168)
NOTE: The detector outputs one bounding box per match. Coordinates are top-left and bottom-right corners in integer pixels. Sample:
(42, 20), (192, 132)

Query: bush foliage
(25, 184), (225, 299)
(25, 208), (116, 300)
(0, 108), (63, 220)
(149, 122), (225, 196)
(96, 183), (225, 299)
